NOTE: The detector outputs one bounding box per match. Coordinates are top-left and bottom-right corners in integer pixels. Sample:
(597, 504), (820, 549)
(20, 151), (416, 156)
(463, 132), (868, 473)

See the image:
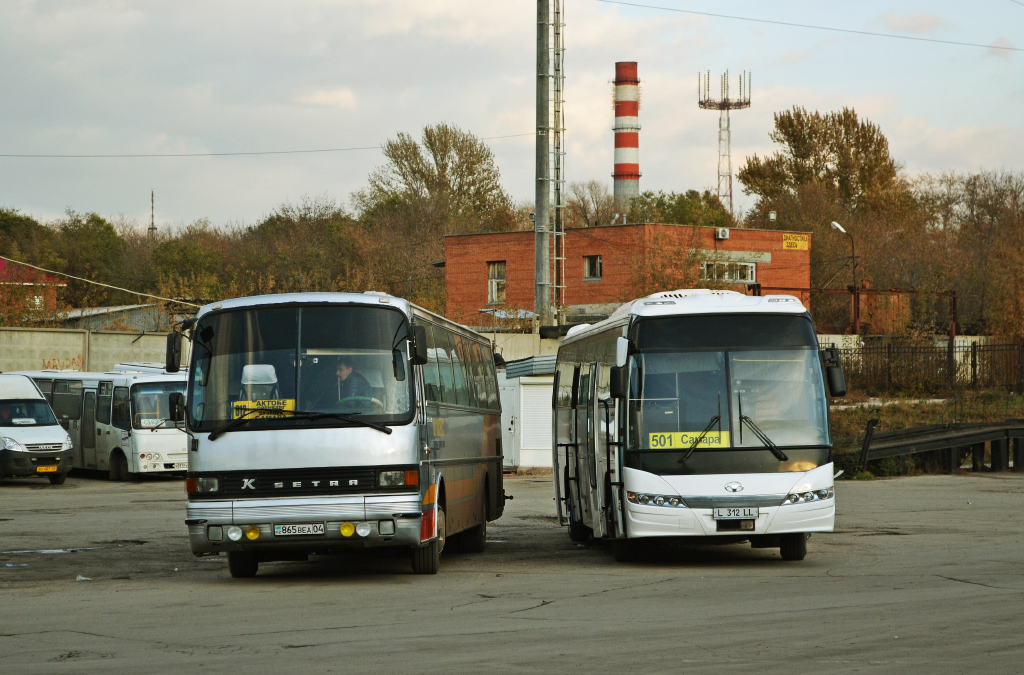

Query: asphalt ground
(1, 471), (1023, 673)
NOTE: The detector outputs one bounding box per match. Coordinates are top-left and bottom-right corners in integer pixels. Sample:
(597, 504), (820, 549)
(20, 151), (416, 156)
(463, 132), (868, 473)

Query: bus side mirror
(610, 365), (628, 400)
(169, 392), (185, 422)
(166, 333), (182, 373)
(822, 347), (847, 397)
(615, 337), (629, 368)
(826, 366), (847, 398)
(411, 326), (429, 365)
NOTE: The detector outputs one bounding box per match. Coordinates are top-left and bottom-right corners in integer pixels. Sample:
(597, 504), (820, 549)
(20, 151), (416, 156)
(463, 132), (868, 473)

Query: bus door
(593, 369), (619, 538)
(82, 391), (97, 467)
(574, 365), (600, 533)
(94, 381), (115, 469)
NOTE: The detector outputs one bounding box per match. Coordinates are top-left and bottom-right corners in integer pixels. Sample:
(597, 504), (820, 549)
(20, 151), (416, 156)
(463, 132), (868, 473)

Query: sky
(0, 0), (1021, 230)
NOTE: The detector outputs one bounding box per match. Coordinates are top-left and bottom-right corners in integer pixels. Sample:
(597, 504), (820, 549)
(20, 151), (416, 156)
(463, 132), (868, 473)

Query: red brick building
(445, 224), (811, 328)
(0, 258), (65, 316)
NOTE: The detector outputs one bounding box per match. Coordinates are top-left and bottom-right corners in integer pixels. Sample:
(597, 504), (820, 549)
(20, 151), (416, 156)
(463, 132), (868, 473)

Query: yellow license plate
(36, 466), (58, 473)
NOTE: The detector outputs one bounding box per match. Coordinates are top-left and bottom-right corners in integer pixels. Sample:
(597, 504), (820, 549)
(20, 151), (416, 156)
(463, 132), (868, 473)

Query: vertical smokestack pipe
(613, 61), (640, 212)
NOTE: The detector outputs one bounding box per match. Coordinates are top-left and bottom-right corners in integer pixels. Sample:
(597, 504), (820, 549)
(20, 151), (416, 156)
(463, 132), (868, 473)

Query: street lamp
(830, 221), (859, 334)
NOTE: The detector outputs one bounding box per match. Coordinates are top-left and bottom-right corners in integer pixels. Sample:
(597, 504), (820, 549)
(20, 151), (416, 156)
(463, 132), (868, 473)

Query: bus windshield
(625, 347), (830, 475)
(0, 400), (58, 427)
(187, 304), (414, 432)
(131, 381), (187, 429)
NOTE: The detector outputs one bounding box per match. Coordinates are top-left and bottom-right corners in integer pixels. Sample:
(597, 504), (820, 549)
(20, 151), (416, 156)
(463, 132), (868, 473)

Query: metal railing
(829, 342), (1024, 393)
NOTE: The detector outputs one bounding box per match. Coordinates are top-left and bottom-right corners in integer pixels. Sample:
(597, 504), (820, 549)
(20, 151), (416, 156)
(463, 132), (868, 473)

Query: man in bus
(336, 358), (372, 403)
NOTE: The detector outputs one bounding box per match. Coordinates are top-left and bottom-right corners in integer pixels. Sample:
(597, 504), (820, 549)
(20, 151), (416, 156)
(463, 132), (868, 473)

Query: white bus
(166, 292), (505, 577)
(14, 370), (189, 480)
(553, 289), (846, 562)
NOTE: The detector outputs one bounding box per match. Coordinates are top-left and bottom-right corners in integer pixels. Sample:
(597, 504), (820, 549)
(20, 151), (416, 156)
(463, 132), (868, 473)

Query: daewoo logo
(724, 482), (743, 492)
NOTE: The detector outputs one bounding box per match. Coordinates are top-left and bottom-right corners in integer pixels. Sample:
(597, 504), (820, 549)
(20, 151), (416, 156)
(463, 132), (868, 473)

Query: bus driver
(336, 358), (372, 403)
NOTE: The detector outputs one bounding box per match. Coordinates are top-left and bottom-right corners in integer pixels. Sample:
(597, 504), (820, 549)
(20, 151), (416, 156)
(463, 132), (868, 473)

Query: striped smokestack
(613, 61), (640, 211)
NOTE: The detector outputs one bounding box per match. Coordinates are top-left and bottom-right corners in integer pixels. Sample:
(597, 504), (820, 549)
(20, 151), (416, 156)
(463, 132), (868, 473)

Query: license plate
(36, 466), (58, 473)
(713, 507), (759, 520)
(274, 523), (325, 536)
(173, 463), (187, 470)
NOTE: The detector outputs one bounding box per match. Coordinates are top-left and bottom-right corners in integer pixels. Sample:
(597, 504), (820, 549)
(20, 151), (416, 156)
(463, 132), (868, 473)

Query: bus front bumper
(185, 493), (423, 555)
(625, 499), (835, 539)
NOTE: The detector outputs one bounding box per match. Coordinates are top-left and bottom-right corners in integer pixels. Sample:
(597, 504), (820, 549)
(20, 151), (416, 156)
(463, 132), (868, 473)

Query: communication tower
(698, 70), (751, 218)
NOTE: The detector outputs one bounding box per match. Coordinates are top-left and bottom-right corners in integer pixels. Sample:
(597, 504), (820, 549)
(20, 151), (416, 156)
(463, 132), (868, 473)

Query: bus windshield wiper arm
(679, 414), (721, 463)
(287, 409), (393, 435)
(207, 406), (274, 441)
(739, 415), (789, 461)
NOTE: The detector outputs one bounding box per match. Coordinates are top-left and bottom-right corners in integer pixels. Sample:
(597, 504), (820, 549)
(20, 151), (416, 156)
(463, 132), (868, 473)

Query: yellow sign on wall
(783, 234), (809, 250)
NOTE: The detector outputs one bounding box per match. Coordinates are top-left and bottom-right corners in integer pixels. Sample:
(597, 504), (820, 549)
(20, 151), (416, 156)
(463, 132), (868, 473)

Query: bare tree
(565, 180), (614, 228)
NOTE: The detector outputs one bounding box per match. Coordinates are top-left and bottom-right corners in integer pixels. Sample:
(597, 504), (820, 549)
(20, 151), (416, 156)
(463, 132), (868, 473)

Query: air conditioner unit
(715, 228), (730, 240)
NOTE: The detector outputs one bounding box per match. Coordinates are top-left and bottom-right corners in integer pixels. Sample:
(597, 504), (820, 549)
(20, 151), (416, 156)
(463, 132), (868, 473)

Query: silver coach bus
(167, 292), (505, 577)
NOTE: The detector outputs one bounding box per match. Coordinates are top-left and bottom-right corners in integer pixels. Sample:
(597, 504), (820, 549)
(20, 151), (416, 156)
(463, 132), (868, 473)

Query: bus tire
(460, 520), (486, 554)
(228, 551), (259, 578)
(109, 452), (127, 481)
(411, 505), (445, 574)
(48, 472), (67, 486)
(780, 533), (808, 561)
(613, 539), (639, 562)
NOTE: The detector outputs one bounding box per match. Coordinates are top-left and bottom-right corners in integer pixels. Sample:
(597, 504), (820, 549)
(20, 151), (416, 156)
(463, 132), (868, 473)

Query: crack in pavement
(938, 575), (1019, 591)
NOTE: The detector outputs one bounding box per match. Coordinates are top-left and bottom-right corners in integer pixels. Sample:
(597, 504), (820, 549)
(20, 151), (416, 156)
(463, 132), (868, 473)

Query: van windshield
(0, 400), (58, 427)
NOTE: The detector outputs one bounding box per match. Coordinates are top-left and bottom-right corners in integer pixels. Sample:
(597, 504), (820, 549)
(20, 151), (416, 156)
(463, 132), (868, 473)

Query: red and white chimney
(613, 61), (640, 211)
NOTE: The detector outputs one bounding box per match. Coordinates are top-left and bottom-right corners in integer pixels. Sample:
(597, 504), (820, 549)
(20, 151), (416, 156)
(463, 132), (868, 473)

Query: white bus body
(13, 370), (188, 480)
(553, 289), (845, 562)
(172, 292), (504, 577)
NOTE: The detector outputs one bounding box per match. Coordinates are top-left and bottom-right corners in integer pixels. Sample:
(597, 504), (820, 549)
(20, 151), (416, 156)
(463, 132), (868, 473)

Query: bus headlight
(227, 526), (243, 541)
(186, 477), (219, 494)
(378, 470), (419, 487)
(355, 522), (372, 537)
(784, 487), (834, 505)
(626, 492), (687, 508)
(245, 525), (261, 541)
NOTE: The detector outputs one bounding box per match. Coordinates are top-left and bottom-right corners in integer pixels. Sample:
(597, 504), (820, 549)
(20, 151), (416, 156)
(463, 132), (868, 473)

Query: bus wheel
(460, 520), (486, 554)
(109, 452), (127, 481)
(48, 472), (67, 486)
(780, 533), (808, 561)
(228, 551), (259, 578)
(613, 539), (638, 563)
(411, 506), (445, 574)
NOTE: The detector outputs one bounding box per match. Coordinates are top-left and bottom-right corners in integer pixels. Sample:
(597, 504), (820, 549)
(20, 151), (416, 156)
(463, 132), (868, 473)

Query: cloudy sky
(1, 0), (1021, 229)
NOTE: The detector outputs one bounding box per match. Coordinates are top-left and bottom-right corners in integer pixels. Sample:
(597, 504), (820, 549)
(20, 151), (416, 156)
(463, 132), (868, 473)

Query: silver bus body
(177, 292), (504, 576)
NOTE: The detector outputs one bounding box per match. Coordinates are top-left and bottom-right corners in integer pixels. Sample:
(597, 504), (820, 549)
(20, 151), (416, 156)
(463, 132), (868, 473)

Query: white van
(0, 374), (74, 485)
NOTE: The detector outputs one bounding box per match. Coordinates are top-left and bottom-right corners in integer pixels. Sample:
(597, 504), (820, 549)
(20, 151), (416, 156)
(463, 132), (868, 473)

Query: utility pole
(148, 189), (157, 238)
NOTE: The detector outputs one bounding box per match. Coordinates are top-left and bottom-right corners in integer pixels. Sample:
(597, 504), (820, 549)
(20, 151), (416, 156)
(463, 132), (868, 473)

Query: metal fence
(832, 342), (1024, 393)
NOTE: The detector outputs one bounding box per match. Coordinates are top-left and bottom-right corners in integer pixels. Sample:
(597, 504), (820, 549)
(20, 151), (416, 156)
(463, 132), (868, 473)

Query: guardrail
(857, 419), (1024, 473)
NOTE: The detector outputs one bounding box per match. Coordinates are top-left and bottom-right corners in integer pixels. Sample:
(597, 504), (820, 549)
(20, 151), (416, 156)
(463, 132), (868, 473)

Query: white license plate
(713, 507), (759, 520)
(173, 462), (187, 470)
(274, 523), (325, 536)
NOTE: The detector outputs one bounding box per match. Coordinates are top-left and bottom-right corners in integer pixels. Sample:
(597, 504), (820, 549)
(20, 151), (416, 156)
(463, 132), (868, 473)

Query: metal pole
(535, 0), (552, 326)
(848, 231), (859, 335)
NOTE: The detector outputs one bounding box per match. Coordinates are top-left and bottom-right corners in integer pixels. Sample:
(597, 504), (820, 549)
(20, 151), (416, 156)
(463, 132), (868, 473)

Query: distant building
(444, 224), (812, 329)
(60, 304), (172, 332)
(0, 258), (65, 314)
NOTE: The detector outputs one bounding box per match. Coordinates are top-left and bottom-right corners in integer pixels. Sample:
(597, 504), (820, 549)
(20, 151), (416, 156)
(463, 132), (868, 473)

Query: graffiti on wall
(41, 354), (85, 370)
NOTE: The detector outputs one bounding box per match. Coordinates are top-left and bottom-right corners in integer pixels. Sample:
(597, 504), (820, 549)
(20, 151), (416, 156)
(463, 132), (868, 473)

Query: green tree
(738, 107), (900, 212)
(46, 211), (127, 307)
(627, 190), (730, 227)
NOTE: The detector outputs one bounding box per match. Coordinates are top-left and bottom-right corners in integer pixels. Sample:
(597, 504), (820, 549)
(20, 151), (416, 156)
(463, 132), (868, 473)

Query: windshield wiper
(736, 392), (788, 461)
(207, 406), (393, 441)
(679, 414), (720, 463)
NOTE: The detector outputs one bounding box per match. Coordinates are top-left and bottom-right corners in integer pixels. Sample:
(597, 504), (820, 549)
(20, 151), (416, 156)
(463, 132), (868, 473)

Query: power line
(0, 133), (536, 159)
(0, 254), (201, 308)
(587, 0), (1024, 52)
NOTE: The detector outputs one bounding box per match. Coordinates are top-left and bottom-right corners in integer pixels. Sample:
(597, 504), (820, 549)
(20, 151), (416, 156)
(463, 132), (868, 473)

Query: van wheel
(411, 506), (445, 574)
(48, 472), (67, 486)
(780, 533), (808, 561)
(109, 452), (127, 481)
(228, 552), (259, 578)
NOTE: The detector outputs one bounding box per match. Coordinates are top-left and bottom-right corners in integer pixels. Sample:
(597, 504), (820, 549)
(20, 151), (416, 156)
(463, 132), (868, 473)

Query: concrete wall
(0, 327), (190, 373)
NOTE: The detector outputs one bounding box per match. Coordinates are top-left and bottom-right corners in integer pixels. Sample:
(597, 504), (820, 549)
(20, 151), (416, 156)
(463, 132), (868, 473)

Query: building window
(583, 255), (602, 280)
(701, 261), (756, 284)
(487, 261), (506, 305)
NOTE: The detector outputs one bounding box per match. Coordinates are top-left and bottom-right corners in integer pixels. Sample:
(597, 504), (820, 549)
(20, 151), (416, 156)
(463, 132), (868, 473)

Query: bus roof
(564, 289), (807, 344)
(194, 292), (414, 319)
(10, 370), (187, 384)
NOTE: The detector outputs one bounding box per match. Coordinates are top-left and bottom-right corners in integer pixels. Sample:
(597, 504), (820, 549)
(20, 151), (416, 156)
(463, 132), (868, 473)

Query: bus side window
(451, 335), (474, 408)
(434, 330), (457, 405)
(422, 325), (442, 403)
(97, 382), (113, 425)
(52, 380), (83, 423)
(33, 379), (54, 404)
(112, 387), (131, 431)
